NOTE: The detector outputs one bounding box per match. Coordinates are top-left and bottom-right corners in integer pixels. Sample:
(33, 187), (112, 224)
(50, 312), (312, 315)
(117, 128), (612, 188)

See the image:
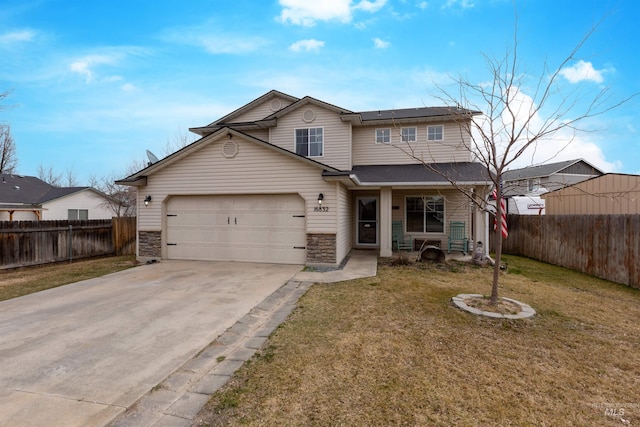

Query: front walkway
(293, 249), (378, 283)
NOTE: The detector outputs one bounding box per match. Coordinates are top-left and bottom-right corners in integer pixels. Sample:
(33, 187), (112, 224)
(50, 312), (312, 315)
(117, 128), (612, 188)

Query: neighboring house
(499, 159), (605, 215)
(502, 159), (604, 196)
(117, 90), (492, 266)
(542, 173), (640, 215)
(0, 173), (115, 221)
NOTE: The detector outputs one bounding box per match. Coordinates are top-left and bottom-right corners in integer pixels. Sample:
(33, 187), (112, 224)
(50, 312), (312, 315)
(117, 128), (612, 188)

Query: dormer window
(296, 127), (323, 157)
(375, 128), (391, 144)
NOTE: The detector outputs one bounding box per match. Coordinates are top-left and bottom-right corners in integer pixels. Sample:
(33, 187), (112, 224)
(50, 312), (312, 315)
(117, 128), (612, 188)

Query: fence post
(68, 224), (73, 263)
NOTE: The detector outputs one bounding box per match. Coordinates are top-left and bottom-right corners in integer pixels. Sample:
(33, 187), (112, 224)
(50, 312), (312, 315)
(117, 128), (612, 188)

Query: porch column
(379, 186), (393, 257)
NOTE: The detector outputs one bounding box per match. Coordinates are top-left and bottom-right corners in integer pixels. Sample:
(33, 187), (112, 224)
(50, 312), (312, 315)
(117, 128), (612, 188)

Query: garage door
(165, 194), (306, 264)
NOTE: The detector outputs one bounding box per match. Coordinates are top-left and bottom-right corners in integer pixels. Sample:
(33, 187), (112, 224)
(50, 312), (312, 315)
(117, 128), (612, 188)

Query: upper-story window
(296, 127), (323, 157)
(427, 125), (444, 141)
(375, 128), (391, 144)
(401, 127), (417, 143)
(528, 178), (540, 192)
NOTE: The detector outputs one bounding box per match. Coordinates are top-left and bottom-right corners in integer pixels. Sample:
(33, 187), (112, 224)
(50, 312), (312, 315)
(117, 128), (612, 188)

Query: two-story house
(117, 90), (492, 267)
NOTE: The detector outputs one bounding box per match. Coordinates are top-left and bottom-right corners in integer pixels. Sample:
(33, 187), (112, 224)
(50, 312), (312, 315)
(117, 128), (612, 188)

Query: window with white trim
(375, 128), (391, 144)
(68, 209), (88, 220)
(296, 127), (323, 157)
(406, 196), (444, 233)
(401, 127), (417, 143)
(427, 125), (444, 141)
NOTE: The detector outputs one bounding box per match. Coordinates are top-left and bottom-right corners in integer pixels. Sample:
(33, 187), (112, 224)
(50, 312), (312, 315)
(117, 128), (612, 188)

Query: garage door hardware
(292, 215), (305, 217)
(294, 246), (306, 249)
(167, 243), (177, 246)
(227, 217), (238, 224)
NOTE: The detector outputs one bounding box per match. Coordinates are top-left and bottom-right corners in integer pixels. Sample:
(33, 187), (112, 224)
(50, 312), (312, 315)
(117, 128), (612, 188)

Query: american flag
(492, 187), (508, 238)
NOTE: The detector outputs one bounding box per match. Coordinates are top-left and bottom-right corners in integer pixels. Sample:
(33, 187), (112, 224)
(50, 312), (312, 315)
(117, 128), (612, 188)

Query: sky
(1, 0), (639, 185)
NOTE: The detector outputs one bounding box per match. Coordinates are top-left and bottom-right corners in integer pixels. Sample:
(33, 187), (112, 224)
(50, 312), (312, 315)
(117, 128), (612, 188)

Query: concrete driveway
(0, 261), (301, 427)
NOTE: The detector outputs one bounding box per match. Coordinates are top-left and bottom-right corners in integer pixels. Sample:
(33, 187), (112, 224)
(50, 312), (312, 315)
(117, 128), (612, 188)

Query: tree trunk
(491, 227), (503, 305)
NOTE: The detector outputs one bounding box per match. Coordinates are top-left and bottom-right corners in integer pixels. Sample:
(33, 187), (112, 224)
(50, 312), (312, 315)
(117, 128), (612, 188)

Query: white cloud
(162, 28), (269, 54)
(68, 49), (145, 84)
(442, 0), (474, 10)
(278, 0), (387, 26)
(289, 39), (325, 52)
(475, 86), (620, 172)
(354, 0), (388, 12)
(418, 2), (429, 9)
(559, 60), (608, 84)
(0, 30), (35, 45)
(373, 37), (390, 48)
(121, 83), (137, 92)
(70, 54), (118, 82)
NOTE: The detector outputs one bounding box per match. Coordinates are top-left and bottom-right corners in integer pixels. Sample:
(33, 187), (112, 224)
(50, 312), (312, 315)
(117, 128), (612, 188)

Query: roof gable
(211, 90), (298, 125)
(262, 96), (353, 121)
(117, 127), (340, 186)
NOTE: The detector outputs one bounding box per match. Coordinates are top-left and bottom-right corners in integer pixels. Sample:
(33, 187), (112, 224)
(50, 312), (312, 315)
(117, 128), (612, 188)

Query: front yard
(195, 255), (640, 426)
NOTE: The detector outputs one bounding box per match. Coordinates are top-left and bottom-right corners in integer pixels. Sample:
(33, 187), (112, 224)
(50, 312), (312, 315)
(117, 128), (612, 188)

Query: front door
(357, 197), (378, 245)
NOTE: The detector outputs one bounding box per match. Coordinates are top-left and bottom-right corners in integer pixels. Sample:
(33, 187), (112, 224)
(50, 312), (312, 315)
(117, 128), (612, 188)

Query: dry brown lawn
(195, 255), (640, 427)
(0, 255), (138, 301)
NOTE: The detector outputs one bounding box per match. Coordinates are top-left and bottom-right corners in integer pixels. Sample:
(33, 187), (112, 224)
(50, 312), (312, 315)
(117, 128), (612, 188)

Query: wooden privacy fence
(0, 217), (137, 269)
(491, 214), (640, 289)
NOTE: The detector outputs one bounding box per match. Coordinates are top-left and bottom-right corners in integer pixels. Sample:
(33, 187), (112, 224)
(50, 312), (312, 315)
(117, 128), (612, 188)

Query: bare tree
(90, 158), (146, 217)
(36, 165), (80, 187)
(161, 125), (196, 157)
(0, 90), (18, 174)
(0, 125), (17, 174)
(37, 164), (64, 186)
(399, 23), (635, 304)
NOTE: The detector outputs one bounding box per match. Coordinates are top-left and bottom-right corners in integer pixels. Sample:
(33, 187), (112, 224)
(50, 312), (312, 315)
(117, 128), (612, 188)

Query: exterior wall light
(144, 195), (152, 207)
(317, 193), (324, 206)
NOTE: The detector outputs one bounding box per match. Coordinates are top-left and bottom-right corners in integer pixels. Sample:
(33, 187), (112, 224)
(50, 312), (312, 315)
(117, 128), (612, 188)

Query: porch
(351, 187), (490, 258)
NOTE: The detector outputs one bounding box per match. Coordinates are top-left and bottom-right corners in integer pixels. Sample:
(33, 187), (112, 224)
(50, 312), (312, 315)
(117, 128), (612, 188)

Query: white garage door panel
(166, 195), (306, 264)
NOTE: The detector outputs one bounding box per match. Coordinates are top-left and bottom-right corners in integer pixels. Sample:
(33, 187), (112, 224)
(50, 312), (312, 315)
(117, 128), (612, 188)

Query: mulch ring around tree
(451, 293), (536, 319)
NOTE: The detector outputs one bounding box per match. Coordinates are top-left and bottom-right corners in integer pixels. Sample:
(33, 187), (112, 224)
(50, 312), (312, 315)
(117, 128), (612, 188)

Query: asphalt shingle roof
(323, 162), (491, 185)
(358, 106), (478, 121)
(502, 159), (601, 181)
(0, 174), (89, 205)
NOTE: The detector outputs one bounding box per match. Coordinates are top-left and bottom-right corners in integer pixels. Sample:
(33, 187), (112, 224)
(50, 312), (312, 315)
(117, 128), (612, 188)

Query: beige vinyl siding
(391, 189), (472, 246)
(335, 182), (353, 263)
(352, 121), (473, 165)
(138, 134), (337, 235)
(242, 129), (269, 141)
(232, 96), (295, 123)
(543, 174), (640, 215)
(269, 106), (352, 170)
(41, 190), (113, 220)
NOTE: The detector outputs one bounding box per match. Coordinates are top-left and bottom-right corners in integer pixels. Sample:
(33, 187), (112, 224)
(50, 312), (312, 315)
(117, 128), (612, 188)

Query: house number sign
(314, 206), (329, 212)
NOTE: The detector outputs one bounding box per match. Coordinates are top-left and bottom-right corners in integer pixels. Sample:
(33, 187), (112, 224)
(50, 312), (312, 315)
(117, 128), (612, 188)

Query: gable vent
(270, 99), (282, 111)
(302, 108), (316, 123)
(222, 140), (239, 158)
